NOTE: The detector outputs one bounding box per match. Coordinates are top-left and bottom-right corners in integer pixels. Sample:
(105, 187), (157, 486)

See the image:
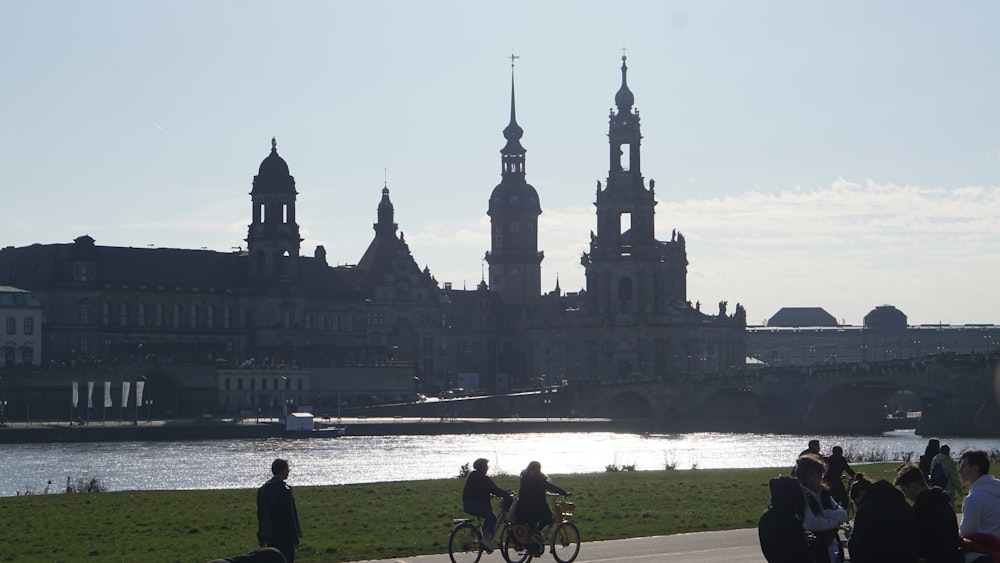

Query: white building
(1, 286), (42, 367)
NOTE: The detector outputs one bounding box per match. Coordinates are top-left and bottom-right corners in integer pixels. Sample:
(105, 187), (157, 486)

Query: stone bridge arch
(604, 391), (653, 418)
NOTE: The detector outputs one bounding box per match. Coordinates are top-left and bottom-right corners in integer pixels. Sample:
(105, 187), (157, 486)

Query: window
(155, 304), (164, 327)
(206, 306), (215, 329)
(223, 306), (232, 329)
(6, 317), (15, 334)
(79, 337), (89, 354)
(282, 310), (292, 329)
(343, 315), (353, 331)
(304, 314), (312, 330)
(137, 304), (146, 327)
(318, 314), (326, 331)
(3, 346), (13, 365)
(190, 305), (199, 329)
(23, 317), (34, 335)
(119, 303), (129, 326)
(101, 303), (111, 326)
(423, 336), (433, 352)
(172, 305), (181, 328)
(79, 302), (92, 325)
(20, 345), (33, 365)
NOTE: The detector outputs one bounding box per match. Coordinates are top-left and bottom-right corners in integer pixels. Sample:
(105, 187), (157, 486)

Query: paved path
(348, 527), (768, 563)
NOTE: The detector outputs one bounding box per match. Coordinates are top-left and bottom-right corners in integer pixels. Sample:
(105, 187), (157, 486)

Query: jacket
(257, 478), (302, 546)
(848, 479), (919, 563)
(960, 474), (1000, 541)
(462, 470), (510, 505)
(913, 486), (962, 563)
(930, 453), (963, 501)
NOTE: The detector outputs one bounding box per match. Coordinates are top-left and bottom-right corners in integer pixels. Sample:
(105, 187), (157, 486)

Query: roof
(767, 307), (838, 327)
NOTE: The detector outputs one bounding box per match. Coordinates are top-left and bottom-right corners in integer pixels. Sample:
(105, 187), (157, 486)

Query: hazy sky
(2, 1), (998, 326)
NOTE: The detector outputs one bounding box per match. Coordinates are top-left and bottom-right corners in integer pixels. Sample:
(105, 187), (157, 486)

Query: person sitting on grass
(847, 472), (919, 563)
(758, 475), (810, 563)
(894, 461), (962, 563)
(462, 458), (513, 553)
(795, 453), (848, 563)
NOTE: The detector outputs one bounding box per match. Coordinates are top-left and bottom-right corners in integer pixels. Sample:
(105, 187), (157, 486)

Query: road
(348, 528), (768, 563)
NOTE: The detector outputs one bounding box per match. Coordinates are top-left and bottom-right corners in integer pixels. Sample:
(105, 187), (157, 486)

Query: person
(758, 476), (810, 563)
(462, 458), (513, 552)
(958, 449), (1000, 562)
(792, 440), (821, 476)
(846, 472), (919, 563)
(795, 453), (848, 563)
(895, 462), (962, 563)
(257, 458), (302, 563)
(931, 444), (963, 503)
(919, 438), (941, 480)
(208, 547), (287, 563)
(514, 461), (569, 554)
(823, 446), (855, 511)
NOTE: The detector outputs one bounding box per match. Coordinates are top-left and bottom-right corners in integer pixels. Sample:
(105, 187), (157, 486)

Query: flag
(104, 381), (112, 408)
(72, 382), (79, 408)
(87, 381), (94, 409)
(121, 381), (131, 408)
(135, 380), (145, 406)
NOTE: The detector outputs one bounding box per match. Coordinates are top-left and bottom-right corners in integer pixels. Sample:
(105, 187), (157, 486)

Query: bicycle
(501, 494), (580, 563)
(449, 496), (515, 563)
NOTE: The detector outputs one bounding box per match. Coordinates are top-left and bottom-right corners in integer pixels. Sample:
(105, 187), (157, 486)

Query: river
(4, 429), (1000, 497)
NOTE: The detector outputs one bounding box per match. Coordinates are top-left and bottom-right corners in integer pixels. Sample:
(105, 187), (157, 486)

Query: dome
(864, 305), (908, 331)
(488, 180), (541, 216)
(258, 141), (290, 178)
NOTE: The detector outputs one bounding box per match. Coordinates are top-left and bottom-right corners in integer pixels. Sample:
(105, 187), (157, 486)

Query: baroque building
(0, 57), (748, 418)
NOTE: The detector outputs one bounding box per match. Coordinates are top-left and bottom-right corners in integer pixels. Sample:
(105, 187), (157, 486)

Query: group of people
(759, 439), (1000, 563)
(462, 458), (570, 554)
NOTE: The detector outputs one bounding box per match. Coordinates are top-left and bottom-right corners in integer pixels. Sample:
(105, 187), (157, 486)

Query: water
(4, 429), (1000, 497)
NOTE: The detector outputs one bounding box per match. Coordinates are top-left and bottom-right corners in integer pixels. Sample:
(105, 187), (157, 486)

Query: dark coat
(462, 470), (510, 505)
(515, 470), (567, 526)
(758, 477), (810, 563)
(848, 479), (919, 563)
(257, 478), (302, 547)
(913, 486), (963, 563)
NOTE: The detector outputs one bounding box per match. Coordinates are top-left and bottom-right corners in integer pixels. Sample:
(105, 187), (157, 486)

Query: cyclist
(514, 461), (570, 554)
(462, 458), (513, 552)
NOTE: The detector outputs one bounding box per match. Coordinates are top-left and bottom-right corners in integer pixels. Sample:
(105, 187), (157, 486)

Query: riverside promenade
(350, 528), (768, 562)
(0, 416), (634, 444)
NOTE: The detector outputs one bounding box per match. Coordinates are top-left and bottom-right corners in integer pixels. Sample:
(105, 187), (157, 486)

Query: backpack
(930, 462), (948, 488)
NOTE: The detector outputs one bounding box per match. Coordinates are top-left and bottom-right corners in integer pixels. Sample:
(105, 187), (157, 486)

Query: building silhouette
(0, 57), (748, 416)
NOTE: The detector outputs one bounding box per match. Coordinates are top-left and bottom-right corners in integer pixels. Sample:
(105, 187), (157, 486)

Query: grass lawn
(0, 463), (924, 562)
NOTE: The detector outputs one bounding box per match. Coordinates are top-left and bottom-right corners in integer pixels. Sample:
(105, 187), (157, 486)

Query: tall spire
(374, 182), (398, 237)
(615, 54), (635, 111)
(501, 54), (525, 170)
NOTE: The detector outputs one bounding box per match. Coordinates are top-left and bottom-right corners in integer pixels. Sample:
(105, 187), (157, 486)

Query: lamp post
(281, 376), (288, 419)
(145, 399), (153, 424)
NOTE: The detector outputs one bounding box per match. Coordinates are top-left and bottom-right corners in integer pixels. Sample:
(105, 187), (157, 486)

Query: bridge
(566, 352), (1000, 435)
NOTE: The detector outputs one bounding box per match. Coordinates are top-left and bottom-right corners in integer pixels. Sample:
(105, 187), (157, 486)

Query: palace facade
(0, 58), (747, 416)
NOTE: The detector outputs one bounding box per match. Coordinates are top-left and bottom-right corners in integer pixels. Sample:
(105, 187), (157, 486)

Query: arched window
(137, 304), (147, 327)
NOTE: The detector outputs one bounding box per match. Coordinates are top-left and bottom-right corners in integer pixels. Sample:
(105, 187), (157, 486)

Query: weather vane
(510, 52), (520, 68)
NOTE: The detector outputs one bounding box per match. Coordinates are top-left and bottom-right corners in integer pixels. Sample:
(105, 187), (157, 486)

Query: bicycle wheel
(500, 526), (532, 563)
(449, 521), (483, 563)
(550, 521), (581, 563)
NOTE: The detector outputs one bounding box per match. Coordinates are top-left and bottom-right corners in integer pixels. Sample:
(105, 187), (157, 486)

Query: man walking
(257, 458), (302, 563)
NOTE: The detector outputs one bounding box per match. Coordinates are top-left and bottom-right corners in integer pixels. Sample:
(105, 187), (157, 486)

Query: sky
(2, 1), (998, 326)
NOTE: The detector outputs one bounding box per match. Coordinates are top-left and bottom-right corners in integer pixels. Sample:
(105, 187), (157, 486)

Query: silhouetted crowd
(759, 439), (1000, 563)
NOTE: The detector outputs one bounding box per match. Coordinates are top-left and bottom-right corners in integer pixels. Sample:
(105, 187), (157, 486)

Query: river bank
(0, 416), (640, 444)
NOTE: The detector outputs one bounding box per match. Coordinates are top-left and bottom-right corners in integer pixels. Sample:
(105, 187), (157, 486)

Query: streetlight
(145, 399), (153, 423)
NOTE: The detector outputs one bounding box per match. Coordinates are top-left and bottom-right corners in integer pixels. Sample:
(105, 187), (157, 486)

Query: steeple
(614, 55), (635, 112)
(485, 56), (543, 306)
(501, 63), (526, 177)
(374, 183), (398, 237)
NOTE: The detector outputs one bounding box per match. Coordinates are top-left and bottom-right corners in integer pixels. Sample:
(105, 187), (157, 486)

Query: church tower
(583, 56), (688, 315)
(485, 63), (543, 306)
(246, 138), (302, 282)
